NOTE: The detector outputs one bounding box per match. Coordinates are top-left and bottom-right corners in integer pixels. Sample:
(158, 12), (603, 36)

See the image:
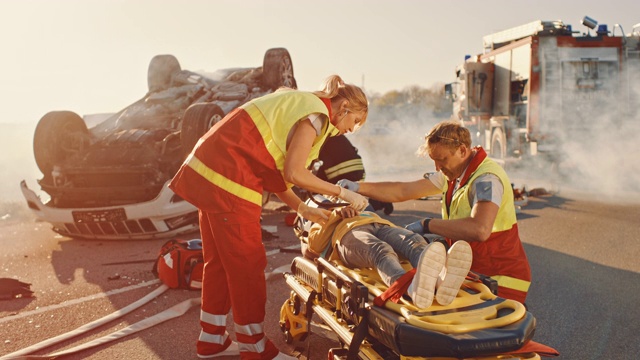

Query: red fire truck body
(447, 18), (640, 161)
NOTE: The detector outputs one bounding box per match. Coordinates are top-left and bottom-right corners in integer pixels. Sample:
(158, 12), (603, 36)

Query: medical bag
(152, 239), (204, 290)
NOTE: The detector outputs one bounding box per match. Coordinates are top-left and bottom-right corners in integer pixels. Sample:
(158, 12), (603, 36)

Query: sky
(1, 0), (639, 203)
(1, 0), (638, 125)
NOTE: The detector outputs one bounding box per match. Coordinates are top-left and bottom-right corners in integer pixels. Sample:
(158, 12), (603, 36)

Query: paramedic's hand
(297, 203), (330, 225)
(338, 187), (368, 212)
(336, 179), (360, 192)
(338, 206), (358, 219)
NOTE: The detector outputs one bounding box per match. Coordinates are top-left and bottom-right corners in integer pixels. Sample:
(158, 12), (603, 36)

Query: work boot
(409, 242), (446, 309)
(197, 341), (239, 358)
(435, 241), (473, 306)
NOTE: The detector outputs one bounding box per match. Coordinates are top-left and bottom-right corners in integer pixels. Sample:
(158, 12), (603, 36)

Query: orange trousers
(197, 189), (278, 359)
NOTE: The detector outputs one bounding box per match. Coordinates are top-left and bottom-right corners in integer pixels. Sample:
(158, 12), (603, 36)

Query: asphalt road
(1, 181), (639, 360)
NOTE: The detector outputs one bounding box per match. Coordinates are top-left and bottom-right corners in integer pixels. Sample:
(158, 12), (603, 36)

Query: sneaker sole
(436, 241), (472, 306)
(412, 242), (446, 308)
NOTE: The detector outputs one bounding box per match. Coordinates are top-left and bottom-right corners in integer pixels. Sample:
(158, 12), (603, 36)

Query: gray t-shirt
(286, 113), (326, 148)
(427, 170), (504, 208)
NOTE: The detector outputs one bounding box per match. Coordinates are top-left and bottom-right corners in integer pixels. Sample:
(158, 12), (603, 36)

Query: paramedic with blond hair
(338, 120), (531, 303)
(169, 75), (368, 359)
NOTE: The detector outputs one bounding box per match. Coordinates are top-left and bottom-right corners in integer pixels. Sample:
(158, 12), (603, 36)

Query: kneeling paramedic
(337, 120), (532, 304)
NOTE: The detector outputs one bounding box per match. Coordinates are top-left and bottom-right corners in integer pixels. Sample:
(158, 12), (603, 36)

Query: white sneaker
(410, 242), (446, 308)
(273, 352), (298, 359)
(435, 241), (473, 306)
(197, 341), (240, 358)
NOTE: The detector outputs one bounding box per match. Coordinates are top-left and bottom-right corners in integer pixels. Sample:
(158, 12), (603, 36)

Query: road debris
(262, 226), (279, 241)
(0, 278), (34, 300)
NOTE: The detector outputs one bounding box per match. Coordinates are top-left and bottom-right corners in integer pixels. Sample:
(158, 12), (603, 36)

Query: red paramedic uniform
(170, 90), (336, 359)
(442, 147), (532, 303)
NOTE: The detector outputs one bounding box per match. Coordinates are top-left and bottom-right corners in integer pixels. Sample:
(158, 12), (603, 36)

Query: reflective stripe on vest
(186, 154), (262, 207)
(242, 102), (286, 169)
(243, 91), (335, 173)
(324, 158), (365, 180)
(491, 275), (531, 292)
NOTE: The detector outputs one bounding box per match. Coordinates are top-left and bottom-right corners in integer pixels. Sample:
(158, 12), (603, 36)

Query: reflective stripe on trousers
(198, 206), (278, 359)
(490, 274), (531, 293)
(490, 275), (531, 303)
(197, 310), (231, 356)
(199, 330), (230, 346)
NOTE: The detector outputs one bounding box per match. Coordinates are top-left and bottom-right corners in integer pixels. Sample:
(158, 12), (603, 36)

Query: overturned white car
(21, 48), (296, 240)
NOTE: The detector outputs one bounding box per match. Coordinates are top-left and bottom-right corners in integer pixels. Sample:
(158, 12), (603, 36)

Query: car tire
(180, 103), (225, 156)
(263, 48), (297, 90)
(34, 111), (90, 178)
(148, 54), (181, 93)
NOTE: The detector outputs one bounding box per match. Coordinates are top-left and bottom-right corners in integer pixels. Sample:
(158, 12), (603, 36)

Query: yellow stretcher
(279, 200), (555, 360)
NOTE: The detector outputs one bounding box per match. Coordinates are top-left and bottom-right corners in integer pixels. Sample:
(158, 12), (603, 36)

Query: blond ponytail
(313, 75), (369, 126)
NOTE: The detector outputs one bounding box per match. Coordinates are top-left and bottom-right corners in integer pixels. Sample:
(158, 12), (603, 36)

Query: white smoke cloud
(4, 65), (639, 209)
(0, 122), (42, 204)
(349, 68), (640, 204)
(507, 60), (640, 203)
(349, 104), (444, 182)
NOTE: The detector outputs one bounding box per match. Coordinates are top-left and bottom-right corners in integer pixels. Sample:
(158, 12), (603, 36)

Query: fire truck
(445, 17), (640, 162)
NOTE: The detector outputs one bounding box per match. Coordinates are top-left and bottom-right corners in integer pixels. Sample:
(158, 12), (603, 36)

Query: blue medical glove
(336, 179), (360, 192)
(404, 218), (432, 234)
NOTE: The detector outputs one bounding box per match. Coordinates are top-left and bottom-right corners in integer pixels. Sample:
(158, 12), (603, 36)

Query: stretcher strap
(506, 340), (560, 357)
(373, 269), (416, 307)
(348, 310), (369, 359)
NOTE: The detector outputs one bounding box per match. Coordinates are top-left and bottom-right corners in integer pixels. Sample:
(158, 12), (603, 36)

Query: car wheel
(180, 103), (225, 156)
(148, 54), (181, 93)
(263, 48), (297, 90)
(490, 127), (506, 160)
(34, 111), (90, 178)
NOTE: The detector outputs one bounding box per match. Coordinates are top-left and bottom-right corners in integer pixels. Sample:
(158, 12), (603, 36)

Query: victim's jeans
(336, 223), (430, 286)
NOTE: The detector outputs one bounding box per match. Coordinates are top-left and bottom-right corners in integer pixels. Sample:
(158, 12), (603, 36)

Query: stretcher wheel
(284, 329), (294, 344)
(292, 294), (301, 315)
(327, 348), (348, 360)
(279, 296), (308, 344)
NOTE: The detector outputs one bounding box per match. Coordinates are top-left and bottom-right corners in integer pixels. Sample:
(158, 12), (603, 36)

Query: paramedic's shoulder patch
(471, 173), (503, 206)
(476, 180), (493, 201)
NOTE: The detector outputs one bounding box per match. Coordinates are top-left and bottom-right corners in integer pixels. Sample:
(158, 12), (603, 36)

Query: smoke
(4, 65), (640, 210)
(348, 104), (444, 182)
(507, 61), (640, 203)
(0, 122), (42, 205)
(348, 67), (640, 204)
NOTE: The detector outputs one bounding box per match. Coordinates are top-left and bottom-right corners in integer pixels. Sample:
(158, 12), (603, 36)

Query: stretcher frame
(280, 253), (544, 360)
(278, 200), (546, 360)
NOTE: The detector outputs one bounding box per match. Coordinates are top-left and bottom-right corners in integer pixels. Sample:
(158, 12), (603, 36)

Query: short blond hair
(417, 121), (471, 156)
